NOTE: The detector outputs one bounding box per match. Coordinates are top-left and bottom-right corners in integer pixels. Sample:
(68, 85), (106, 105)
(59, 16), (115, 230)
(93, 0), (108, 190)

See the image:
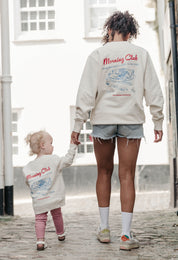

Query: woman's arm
(144, 52), (164, 137)
(73, 54), (100, 133)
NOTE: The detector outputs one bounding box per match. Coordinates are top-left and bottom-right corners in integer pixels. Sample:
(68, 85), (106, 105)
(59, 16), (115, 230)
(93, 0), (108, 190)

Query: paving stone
(0, 194), (178, 260)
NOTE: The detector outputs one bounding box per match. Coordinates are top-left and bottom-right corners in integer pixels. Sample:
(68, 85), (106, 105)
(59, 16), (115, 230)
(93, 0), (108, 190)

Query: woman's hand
(71, 131), (80, 145)
(154, 130), (163, 142)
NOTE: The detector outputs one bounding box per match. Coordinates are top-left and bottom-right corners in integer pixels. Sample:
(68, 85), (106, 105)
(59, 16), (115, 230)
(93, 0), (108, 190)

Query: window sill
(84, 30), (103, 40)
(13, 33), (65, 44)
(83, 36), (102, 42)
(13, 38), (65, 45)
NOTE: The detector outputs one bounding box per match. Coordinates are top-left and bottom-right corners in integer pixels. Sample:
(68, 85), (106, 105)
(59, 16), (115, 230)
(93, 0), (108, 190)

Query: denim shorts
(91, 124), (144, 140)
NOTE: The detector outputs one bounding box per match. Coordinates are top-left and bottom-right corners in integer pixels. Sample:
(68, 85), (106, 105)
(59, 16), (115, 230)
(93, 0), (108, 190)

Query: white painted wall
(9, 0), (168, 166)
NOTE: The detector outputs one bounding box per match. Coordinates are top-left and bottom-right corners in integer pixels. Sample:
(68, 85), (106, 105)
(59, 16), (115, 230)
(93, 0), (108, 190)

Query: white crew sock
(99, 207), (109, 230)
(121, 212), (133, 238)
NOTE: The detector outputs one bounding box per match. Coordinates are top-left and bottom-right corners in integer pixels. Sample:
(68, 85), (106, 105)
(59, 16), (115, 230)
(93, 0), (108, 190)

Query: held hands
(154, 130), (163, 143)
(71, 131), (80, 145)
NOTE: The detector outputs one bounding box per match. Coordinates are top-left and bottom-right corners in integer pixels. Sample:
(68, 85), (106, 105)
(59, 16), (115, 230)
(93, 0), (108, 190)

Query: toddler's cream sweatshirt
(23, 144), (77, 214)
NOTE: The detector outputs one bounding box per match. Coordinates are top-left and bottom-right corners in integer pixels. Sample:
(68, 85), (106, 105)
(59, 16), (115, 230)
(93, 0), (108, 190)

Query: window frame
(84, 0), (118, 39)
(12, 108), (23, 156)
(70, 105), (94, 155)
(78, 120), (94, 154)
(13, 0), (64, 42)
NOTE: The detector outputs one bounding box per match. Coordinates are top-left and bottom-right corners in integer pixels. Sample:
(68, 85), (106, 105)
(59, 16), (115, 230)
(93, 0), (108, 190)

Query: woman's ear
(108, 29), (113, 41)
(127, 33), (131, 40)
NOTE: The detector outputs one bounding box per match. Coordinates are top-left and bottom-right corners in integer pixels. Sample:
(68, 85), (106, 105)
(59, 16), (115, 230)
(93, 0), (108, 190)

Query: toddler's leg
(51, 208), (65, 239)
(35, 212), (48, 249)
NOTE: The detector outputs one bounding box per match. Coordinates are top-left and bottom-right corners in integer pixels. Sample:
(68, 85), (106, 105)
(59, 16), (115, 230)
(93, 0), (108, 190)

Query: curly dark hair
(102, 11), (139, 44)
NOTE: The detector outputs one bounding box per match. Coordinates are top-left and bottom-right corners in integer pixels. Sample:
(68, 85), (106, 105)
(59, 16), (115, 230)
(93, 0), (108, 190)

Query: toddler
(23, 130), (77, 250)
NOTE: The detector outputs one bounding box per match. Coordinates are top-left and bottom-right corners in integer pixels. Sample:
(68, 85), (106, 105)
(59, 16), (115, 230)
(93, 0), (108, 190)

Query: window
(84, 0), (117, 38)
(78, 120), (94, 154)
(14, 0), (62, 41)
(12, 111), (20, 155)
(20, 0), (55, 33)
(70, 105), (94, 154)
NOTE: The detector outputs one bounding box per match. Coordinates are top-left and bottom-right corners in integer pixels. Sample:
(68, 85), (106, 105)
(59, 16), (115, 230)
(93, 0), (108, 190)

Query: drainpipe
(169, 0), (178, 207)
(0, 85), (4, 216)
(0, 0), (13, 215)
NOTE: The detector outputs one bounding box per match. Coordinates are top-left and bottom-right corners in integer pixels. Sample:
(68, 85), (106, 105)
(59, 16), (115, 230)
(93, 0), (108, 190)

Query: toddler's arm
(57, 144), (77, 171)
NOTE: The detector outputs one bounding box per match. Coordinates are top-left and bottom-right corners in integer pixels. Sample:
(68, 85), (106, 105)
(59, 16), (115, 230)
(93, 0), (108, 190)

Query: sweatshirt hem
(34, 200), (65, 215)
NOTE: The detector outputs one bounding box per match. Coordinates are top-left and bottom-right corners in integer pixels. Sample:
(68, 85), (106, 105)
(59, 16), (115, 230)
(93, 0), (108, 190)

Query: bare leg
(117, 138), (141, 212)
(93, 138), (115, 207)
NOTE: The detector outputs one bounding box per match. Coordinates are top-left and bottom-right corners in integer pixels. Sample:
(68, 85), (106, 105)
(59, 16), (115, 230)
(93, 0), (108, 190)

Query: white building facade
(9, 0), (168, 168)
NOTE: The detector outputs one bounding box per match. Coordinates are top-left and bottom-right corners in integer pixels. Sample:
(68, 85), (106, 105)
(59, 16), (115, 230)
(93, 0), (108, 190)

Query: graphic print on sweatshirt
(30, 177), (52, 196)
(103, 54), (138, 96)
(27, 167), (54, 199)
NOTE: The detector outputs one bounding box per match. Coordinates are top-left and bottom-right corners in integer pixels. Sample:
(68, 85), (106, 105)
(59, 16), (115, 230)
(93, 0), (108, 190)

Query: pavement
(0, 192), (178, 260)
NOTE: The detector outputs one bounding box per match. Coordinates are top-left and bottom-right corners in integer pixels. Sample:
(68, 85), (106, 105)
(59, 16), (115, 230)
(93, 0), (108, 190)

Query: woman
(71, 11), (163, 250)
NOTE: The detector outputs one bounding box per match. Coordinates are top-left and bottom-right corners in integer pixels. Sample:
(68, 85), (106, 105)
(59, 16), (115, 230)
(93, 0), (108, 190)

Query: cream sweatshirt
(23, 144), (77, 214)
(73, 41), (164, 132)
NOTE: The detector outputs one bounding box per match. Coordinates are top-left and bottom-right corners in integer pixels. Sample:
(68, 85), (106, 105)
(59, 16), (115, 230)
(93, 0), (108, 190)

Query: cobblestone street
(0, 193), (178, 260)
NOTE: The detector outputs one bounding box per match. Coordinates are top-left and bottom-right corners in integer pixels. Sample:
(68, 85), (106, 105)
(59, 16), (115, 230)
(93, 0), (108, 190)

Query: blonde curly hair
(25, 130), (49, 156)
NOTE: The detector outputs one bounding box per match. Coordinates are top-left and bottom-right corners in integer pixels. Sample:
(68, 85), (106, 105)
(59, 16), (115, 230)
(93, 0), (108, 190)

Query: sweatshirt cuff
(154, 120), (163, 131)
(73, 119), (84, 133)
(69, 143), (78, 149)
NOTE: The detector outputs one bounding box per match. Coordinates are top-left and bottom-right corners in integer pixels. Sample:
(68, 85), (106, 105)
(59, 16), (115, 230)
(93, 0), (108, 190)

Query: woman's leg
(51, 208), (64, 238)
(94, 138), (116, 207)
(35, 212), (48, 249)
(94, 138), (115, 242)
(117, 138), (141, 212)
(117, 137), (141, 240)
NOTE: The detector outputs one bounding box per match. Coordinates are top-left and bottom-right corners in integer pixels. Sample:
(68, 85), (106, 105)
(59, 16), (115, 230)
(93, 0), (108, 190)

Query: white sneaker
(120, 232), (139, 250)
(36, 241), (47, 251)
(58, 232), (65, 241)
(97, 227), (110, 243)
